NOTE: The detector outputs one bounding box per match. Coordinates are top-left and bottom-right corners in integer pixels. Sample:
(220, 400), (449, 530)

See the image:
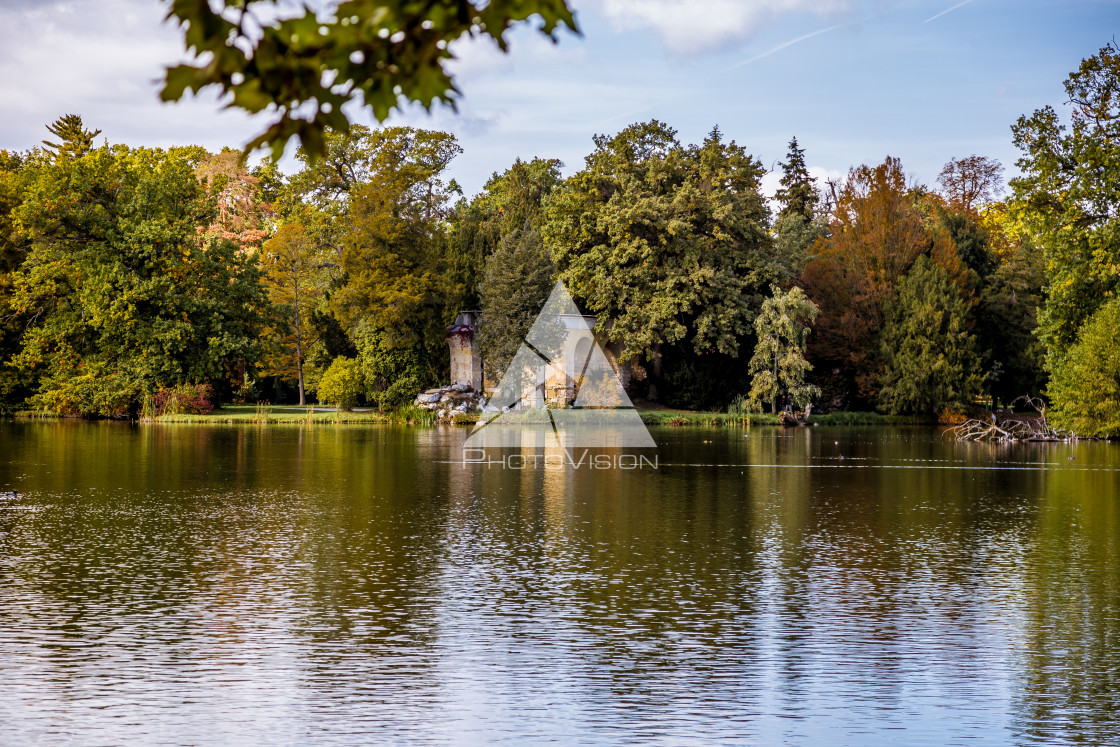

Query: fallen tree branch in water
(948, 396), (1078, 442)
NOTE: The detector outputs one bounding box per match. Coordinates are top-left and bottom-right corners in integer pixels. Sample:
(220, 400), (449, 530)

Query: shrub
(318, 357), (364, 411)
(145, 383), (215, 418)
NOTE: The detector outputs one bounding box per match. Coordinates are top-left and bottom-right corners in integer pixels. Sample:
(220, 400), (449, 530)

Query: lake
(1, 421), (1118, 745)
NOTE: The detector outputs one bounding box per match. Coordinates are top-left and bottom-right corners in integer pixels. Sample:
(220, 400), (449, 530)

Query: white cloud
(0, 0), (262, 153)
(581, 0), (853, 55)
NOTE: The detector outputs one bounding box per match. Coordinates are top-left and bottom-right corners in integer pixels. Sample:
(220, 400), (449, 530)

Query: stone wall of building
(446, 311), (483, 392)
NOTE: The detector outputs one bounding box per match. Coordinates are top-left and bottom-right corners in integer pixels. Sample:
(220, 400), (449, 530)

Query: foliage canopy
(161, 0), (578, 160)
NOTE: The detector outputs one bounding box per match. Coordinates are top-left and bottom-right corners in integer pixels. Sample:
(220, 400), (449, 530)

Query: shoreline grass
(13, 406), (933, 427)
(807, 412), (931, 426)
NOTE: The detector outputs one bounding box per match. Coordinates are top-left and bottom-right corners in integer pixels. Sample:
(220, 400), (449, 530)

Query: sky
(0, 0), (1114, 198)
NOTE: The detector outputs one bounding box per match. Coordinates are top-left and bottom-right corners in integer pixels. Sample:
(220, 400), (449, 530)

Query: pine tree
(479, 225), (555, 381)
(774, 137), (817, 221)
(41, 114), (101, 161)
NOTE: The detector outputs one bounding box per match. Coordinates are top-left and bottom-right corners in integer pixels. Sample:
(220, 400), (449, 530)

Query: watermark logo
(462, 281), (657, 468)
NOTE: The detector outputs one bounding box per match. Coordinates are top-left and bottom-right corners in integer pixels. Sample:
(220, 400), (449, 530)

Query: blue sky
(0, 0), (1114, 198)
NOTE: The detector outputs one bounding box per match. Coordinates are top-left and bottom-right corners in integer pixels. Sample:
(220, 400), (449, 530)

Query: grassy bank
(639, 410), (779, 426)
(149, 405), (392, 424)
(807, 411), (930, 426)
(14, 405), (930, 427)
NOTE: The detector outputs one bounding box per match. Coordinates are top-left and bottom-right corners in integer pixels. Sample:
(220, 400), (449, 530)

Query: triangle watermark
(464, 281), (657, 451)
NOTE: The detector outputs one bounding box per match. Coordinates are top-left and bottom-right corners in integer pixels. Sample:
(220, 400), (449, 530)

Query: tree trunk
(297, 354), (305, 406)
(295, 272), (306, 406)
(648, 343), (663, 402)
(771, 353), (779, 414)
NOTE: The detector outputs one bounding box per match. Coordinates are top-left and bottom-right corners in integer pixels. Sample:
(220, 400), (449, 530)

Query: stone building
(446, 310), (483, 392)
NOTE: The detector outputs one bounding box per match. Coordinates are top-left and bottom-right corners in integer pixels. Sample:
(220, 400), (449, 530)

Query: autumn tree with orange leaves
(195, 150), (273, 252)
(800, 157), (967, 407)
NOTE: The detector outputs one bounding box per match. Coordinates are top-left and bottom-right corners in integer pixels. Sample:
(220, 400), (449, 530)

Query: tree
(446, 157), (563, 310)
(1011, 41), (1120, 356)
(8, 144), (267, 416)
(774, 137), (817, 222)
(354, 325), (436, 411)
(800, 157), (965, 405)
(1047, 297), (1120, 437)
(261, 223), (328, 405)
(934, 205), (994, 279)
(0, 151), (30, 410)
(975, 218), (1047, 403)
(160, 0), (578, 159)
(771, 137), (826, 280)
(877, 256), (983, 417)
(746, 286), (820, 414)
(937, 155), (1004, 214)
(41, 114), (101, 162)
(330, 126), (461, 353)
(478, 225), (555, 381)
(544, 121), (778, 399)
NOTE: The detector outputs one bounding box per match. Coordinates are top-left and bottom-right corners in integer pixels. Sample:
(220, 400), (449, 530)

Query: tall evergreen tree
(478, 225), (555, 381)
(774, 137), (817, 222)
(41, 114), (101, 162)
(771, 137), (825, 281)
(445, 157), (562, 310)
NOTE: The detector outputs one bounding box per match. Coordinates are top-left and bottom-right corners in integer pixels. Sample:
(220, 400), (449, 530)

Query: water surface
(1, 422), (1117, 745)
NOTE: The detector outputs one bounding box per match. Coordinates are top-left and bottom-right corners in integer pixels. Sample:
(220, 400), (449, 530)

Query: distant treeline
(1, 43), (1118, 435)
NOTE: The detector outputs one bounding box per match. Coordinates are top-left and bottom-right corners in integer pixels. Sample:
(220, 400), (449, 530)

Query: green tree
(446, 157), (563, 310)
(877, 256), (983, 417)
(772, 211), (828, 283)
(935, 205), (994, 279)
(1011, 41), (1120, 354)
(261, 223), (329, 405)
(329, 126), (461, 356)
(160, 0), (577, 159)
(747, 285), (821, 414)
(478, 225), (555, 380)
(774, 137), (817, 222)
(1047, 297), (1120, 437)
(544, 121), (778, 399)
(41, 114), (101, 162)
(0, 151), (30, 410)
(354, 325), (436, 411)
(317, 356), (364, 411)
(976, 231), (1047, 403)
(8, 144), (266, 416)
(771, 137), (827, 281)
